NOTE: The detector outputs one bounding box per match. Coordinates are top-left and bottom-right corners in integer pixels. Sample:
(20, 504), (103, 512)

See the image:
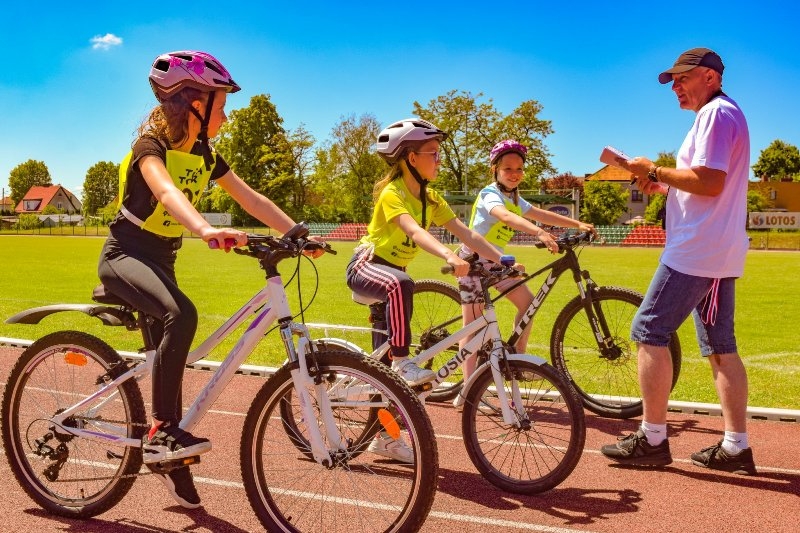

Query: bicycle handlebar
(209, 222), (337, 262)
(534, 231), (594, 252)
(441, 256), (522, 284)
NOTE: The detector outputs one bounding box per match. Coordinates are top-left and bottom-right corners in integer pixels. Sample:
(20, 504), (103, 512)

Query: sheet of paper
(599, 146), (631, 169)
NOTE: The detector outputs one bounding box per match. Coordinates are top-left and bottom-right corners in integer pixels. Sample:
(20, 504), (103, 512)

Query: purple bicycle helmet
(490, 140), (528, 165)
(376, 118), (448, 164)
(149, 50), (241, 102)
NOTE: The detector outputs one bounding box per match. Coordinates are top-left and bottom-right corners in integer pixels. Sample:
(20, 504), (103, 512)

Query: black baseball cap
(658, 47), (724, 84)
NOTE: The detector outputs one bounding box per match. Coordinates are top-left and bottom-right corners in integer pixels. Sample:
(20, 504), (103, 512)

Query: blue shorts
(631, 263), (738, 356)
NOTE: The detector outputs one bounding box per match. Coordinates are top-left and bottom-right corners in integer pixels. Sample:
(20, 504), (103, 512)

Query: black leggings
(98, 235), (197, 423)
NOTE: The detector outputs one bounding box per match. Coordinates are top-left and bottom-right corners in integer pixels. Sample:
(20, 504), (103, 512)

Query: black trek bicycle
(411, 232), (682, 419)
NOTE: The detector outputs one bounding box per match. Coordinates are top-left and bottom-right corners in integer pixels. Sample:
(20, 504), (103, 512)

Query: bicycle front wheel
(550, 286), (682, 419)
(1, 331), (147, 517)
(461, 358), (585, 494)
(411, 279), (463, 402)
(241, 349), (438, 533)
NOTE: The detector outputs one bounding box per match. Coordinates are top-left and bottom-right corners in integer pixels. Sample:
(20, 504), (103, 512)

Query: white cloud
(90, 33), (123, 51)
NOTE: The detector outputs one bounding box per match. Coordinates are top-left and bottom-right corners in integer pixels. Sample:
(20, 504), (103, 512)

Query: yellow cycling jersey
(359, 179), (456, 268)
(118, 148), (217, 238)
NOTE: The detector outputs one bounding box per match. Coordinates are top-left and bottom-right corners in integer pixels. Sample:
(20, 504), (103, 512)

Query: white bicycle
(307, 257), (586, 494)
(1, 223), (437, 533)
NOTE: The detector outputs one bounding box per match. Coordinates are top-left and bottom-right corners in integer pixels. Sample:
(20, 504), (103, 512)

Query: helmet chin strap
(494, 171), (520, 204)
(406, 158), (429, 229)
(188, 91), (216, 170)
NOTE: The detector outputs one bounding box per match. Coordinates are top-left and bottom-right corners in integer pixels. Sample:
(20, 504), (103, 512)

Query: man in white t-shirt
(601, 48), (756, 475)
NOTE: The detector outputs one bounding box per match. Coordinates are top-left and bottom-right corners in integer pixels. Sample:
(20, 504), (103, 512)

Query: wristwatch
(647, 166), (659, 183)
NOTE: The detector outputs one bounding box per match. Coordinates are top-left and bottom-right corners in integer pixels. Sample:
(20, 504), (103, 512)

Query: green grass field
(1, 235), (798, 409)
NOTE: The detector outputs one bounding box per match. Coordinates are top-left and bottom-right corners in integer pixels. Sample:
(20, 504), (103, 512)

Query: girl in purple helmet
(453, 140), (596, 410)
(97, 51), (320, 508)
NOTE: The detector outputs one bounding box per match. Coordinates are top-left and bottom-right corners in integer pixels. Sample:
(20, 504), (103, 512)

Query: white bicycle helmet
(149, 50), (241, 102)
(376, 118), (447, 164)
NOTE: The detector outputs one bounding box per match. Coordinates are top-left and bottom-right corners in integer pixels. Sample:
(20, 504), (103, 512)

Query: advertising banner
(748, 212), (800, 229)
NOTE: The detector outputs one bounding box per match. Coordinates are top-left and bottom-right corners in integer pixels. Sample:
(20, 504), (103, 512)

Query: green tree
(581, 181), (627, 225)
(82, 161), (119, 216)
(286, 124), (317, 218)
(8, 159), (52, 207)
(412, 90), (554, 194)
(644, 194), (666, 224)
(654, 151), (676, 169)
(214, 94), (293, 224)
(312, 114), (384, 222)
(752, 140), (800, 181)
(747, 189), (770, 213)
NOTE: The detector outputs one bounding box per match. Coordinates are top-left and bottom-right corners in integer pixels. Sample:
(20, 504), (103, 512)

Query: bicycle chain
(41, 417), (162, 483)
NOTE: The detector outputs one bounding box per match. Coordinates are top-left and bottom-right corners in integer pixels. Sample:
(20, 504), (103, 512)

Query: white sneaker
(367, 432), (414, 463)
(391, 358), (436, 386)
(453, 393), (465, 411)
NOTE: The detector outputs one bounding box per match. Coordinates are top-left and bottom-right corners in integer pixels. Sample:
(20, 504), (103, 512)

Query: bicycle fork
(580, 277), (624, 360)
(283, 324), (348, 467)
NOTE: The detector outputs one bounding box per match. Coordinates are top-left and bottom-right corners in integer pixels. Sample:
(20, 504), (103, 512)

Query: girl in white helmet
(453, 140), (596, 409)
(98, 51), (319, 508)
(346, 118), (516, 461)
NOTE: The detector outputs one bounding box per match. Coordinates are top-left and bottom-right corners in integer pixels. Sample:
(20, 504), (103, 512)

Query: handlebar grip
(208, 238), (238, 250)
(441, 265), (455, 274)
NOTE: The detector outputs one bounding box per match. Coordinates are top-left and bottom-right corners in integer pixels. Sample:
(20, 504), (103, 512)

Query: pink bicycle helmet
(376, 118), (448, 164)
(490, 140), (527, 165)
(149, 50), (241, 102)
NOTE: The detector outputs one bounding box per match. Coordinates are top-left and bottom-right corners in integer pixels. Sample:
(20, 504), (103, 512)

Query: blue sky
(2, 2), (798, 202)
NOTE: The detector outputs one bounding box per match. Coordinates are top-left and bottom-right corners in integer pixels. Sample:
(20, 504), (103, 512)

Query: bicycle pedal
(412, 382), (434, 393)
(148, 455), (202, 474)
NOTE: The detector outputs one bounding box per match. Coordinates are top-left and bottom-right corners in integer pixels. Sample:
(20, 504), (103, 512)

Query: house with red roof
(15, 185), (82, 214)
(1, 195), (13, 213)
(585, 165), (653, 224)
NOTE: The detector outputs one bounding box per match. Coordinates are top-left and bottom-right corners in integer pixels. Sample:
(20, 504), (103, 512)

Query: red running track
(1, 346), (797, 533)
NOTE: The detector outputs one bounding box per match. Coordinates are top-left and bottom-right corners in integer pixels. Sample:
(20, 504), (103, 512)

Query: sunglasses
(415, 151), (441, 163)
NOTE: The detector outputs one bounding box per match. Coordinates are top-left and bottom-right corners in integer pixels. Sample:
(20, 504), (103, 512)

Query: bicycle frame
(498, 243), (619, 357)
(40, 270), (347, 465)
(313, 285), (548, 428)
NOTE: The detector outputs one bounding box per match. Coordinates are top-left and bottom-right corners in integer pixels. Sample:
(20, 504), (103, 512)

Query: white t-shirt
(461, 183), (533, 255)
(661, 95), (750, 278)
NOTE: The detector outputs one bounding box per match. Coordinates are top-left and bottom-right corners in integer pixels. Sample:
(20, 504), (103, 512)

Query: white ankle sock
(721, 431), (748, 455)
(640, 421), (667, 446)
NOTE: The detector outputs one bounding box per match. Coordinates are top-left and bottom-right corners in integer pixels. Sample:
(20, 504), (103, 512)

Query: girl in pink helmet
(453, 140), (596, 410)
(97, 51), (320, 508)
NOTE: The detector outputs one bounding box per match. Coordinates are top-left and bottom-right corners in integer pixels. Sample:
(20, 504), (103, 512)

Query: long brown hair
(135, 88), (205, 147)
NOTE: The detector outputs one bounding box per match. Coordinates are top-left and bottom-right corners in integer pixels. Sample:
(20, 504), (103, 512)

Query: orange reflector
(377, 408), (400, 440)
(64, 351), (88, 366)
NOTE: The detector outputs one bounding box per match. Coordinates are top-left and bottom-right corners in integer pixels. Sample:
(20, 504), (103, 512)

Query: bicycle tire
(411, 279), (463, 402)
(1, 331), (147, 518)
(278, 342), (381, 460)
(461, 358), (585, 494)
(241, 349), (438, 533)
(550, 286), (682, 419)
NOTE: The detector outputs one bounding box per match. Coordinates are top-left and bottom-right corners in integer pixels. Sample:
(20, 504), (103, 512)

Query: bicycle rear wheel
(241, 349), (438, 533)
(1, 331), (147, 517)
(550, 286), (682, 419)
(461, 358), (585, 494)
(411, 279), (463, 402)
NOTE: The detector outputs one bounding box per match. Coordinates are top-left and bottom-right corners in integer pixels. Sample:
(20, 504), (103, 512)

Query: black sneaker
(142, 421), (212, 464)
(147, 464), (202, 509)
(691, 440), (756, 475)
(601, 429), (673, 466)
